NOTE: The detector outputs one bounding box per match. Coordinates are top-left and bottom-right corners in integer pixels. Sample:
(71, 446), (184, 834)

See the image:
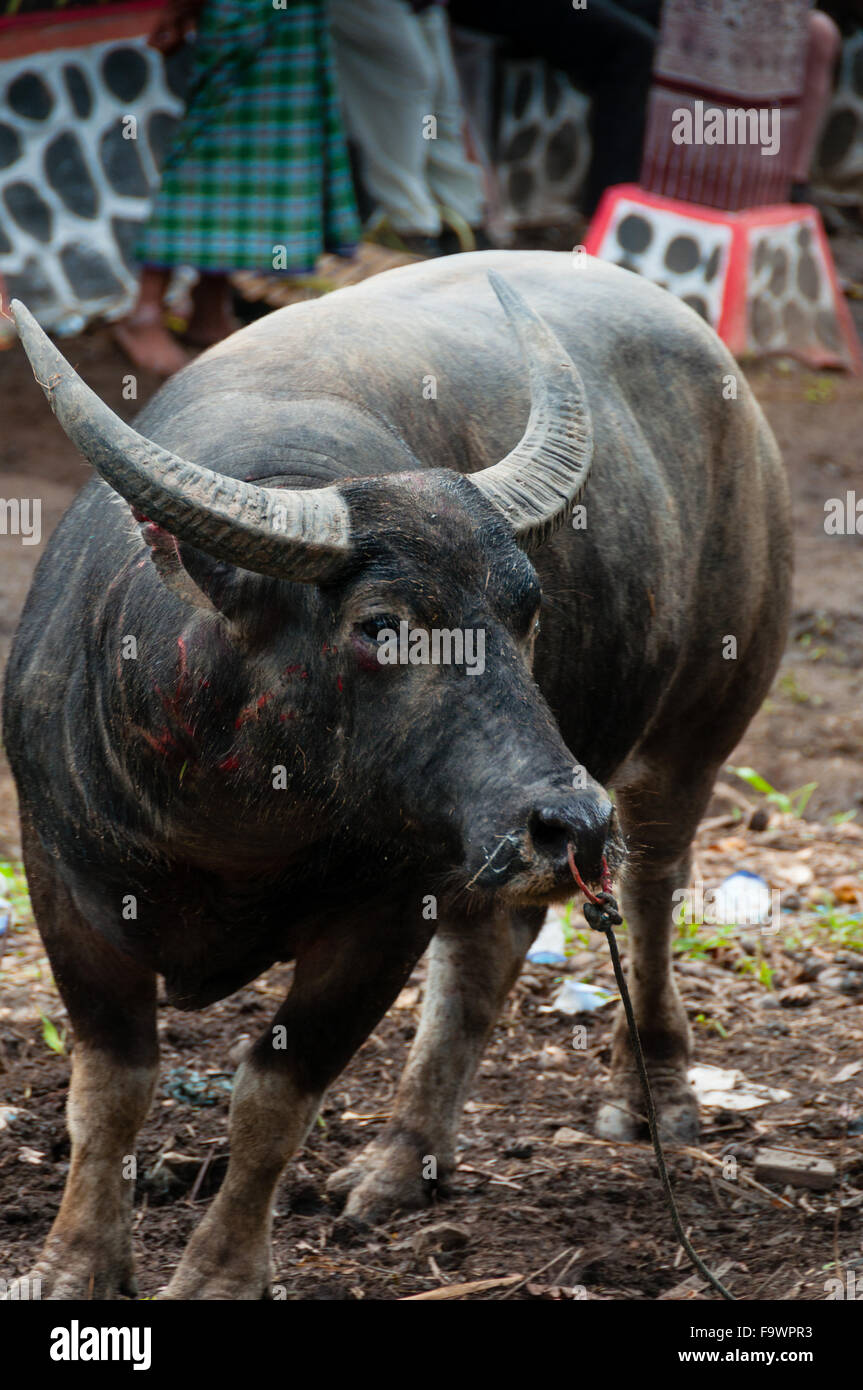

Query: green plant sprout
(39, 1013), (67, 1055)
(727, 765), (817, 819)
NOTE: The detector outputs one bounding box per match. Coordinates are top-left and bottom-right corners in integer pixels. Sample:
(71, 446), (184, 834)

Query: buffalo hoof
(326, 1135), (447, 1223)
(157, 1277), (268, 1301)
(158, 1215), (273, 1300)
(158, 1262), (271, 1301)
(596, 1069), (699, 1144)
(0, 1240), (137, 1301)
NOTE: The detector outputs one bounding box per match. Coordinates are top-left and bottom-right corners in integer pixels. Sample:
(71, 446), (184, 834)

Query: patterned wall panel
(0, 36), (187, 331)
(494, 60), (590, 229)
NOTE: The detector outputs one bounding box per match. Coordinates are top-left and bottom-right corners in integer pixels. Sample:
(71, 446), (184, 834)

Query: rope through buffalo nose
(567, 843), (735, 1302)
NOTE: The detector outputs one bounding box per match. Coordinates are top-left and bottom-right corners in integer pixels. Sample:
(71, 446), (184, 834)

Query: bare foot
(181, 315), (240, 349)
(112, 307), (190, 376)
(184, 275), (240, 347)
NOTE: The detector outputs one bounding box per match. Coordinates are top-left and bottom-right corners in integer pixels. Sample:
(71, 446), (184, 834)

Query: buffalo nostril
(528, 798), (613, 873)
(528, 807), (572, 859)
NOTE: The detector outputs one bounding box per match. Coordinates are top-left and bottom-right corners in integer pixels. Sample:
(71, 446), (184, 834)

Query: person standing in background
(792, 7), (842, 200)
(448, 0), (659, 217)
(329, 0), (486, 256)
(115, 0), (361, 376)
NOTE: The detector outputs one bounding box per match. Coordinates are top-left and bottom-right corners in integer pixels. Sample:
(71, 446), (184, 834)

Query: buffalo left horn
(469, 271), (594, 550)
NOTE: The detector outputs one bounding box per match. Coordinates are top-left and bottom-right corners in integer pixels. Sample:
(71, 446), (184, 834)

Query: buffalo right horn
(11, 300), (352, 584)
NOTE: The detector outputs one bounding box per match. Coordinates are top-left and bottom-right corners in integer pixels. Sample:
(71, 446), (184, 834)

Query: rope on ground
(567, 845), (735, 1302)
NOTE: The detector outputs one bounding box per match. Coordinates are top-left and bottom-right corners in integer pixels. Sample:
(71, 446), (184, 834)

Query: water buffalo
(2, 251), (791, 1299)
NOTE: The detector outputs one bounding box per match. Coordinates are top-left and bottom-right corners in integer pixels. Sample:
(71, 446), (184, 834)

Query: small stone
(760, 1019), (790, 1036)
(677, 960), (716, 978)
(818, 968), (863, 996)
(539, 1044), (570, 1069)
(754, 1147), (835, 1191)
(792, 957), (821, 983)
(784, 863), (814, 889)
(412, 1222), (470, 1257)
(777, 984), (814, 1007)
(748, 806), (770, 832)
(553, 1126), (589, 1145)
(830, 877), (861, 904)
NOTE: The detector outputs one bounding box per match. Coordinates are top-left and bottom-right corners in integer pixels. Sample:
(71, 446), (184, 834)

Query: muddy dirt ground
(1, 253), (862, 1301)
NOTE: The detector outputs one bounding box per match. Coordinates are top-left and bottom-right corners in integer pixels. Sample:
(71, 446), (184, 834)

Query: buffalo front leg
(595, 762), (717, 1143)
(161, 911), (433, 1300)
(327, 906), (542, 1223)
(22, 1045), (157, 1300)
(4, 826), (158, 1299)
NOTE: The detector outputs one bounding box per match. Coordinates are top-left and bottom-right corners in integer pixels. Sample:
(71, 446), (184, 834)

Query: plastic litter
(527, 912), (569, 965)
(688, 1063), (791, 1110)
(710, 871), (772, 926)
(164, 1067), (233, 1107)
(540, 979), (617, 1015)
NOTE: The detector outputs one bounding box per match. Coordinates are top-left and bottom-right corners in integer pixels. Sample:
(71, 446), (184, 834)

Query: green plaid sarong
(136, 0), (360, 273)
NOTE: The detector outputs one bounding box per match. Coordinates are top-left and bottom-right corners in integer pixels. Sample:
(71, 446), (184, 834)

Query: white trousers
(329, 0), (484, 234)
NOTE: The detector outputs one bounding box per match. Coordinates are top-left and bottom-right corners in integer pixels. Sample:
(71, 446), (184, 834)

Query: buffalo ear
(175, 541), (243, 615)
(137, 516), (240, 615)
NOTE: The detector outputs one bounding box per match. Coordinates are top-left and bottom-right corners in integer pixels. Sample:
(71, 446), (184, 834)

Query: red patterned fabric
(640, 0), (814, 210)
(0, 1), (160, 31)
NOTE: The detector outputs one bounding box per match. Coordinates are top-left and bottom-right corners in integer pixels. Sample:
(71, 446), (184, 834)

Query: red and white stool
(584, 0), (861, 373)
(584, 185), (862, 373)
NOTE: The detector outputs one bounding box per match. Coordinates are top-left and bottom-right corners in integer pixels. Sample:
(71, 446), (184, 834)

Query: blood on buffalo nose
(527, 797), (614, 880)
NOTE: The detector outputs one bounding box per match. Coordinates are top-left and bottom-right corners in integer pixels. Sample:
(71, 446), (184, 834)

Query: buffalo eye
(523, 610), (541, 644)
(358, 615), (400, 643)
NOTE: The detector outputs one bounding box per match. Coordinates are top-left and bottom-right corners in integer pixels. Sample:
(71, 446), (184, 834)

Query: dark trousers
(449, 0), (661, 213)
